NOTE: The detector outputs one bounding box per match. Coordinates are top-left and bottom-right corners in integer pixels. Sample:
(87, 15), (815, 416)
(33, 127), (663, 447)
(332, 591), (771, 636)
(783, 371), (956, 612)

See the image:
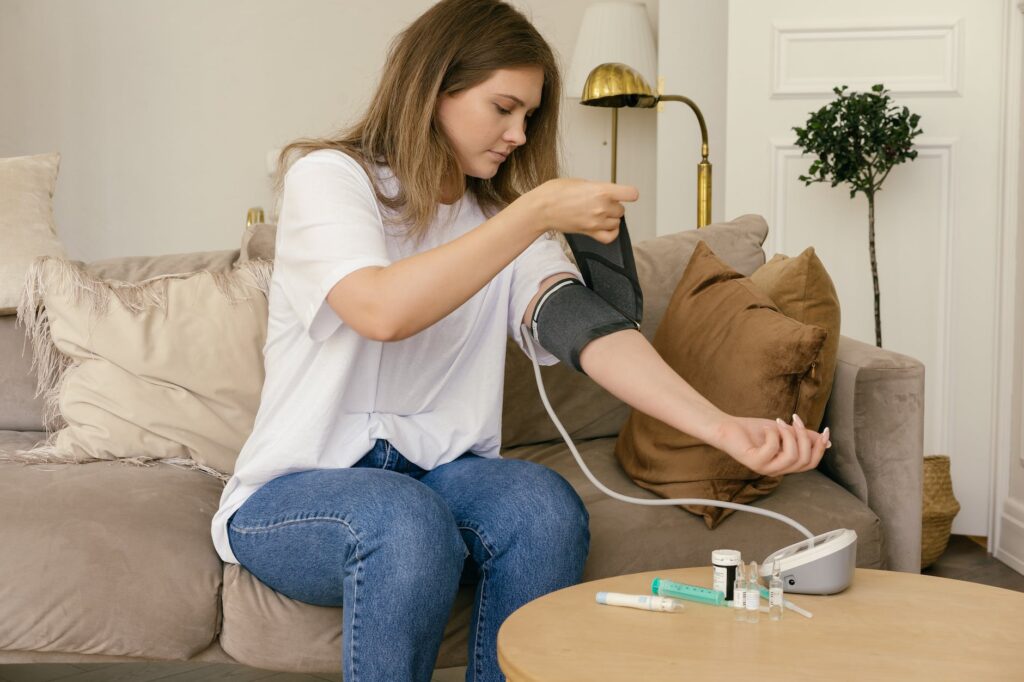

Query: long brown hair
(273, 0), (562, 245)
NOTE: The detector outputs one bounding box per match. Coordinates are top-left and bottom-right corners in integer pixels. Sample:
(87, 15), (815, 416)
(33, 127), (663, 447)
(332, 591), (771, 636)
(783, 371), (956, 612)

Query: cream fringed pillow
(7, 257), (273, 479)
(0, 153), (66, 314)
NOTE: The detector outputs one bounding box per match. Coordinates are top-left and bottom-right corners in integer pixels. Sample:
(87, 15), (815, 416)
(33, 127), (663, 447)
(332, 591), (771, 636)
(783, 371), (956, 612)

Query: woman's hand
(713, 414), (831, 477)
(525, 178), (639, 243)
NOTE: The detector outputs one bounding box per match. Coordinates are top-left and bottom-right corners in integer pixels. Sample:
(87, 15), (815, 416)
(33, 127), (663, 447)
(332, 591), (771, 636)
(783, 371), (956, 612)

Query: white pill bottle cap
(712, 549), (742, 566)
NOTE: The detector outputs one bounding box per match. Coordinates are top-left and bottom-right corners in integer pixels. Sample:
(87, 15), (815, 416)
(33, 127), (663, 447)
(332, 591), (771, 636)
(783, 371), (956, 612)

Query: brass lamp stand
(581, 62), (713, 228)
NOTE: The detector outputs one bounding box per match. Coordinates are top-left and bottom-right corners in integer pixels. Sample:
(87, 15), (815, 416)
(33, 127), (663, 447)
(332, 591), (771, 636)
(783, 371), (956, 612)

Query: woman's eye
(495, 105), (512, 115)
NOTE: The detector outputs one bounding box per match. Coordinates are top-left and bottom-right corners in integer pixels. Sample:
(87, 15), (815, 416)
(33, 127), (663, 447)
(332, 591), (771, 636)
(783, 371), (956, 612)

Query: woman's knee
(232, 468), (466, 582)
(373, 475), (468, 579)
(499, 460), (590, 546)
(322, 469), (466, 568)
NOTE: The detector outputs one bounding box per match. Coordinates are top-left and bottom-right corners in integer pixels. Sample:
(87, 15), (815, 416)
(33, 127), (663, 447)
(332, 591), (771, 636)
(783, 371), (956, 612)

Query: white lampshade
(566, 1), (657, 100)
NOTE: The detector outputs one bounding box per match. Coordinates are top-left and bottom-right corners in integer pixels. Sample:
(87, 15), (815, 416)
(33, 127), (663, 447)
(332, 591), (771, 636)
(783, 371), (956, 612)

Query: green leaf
(792, 83), (922, 199)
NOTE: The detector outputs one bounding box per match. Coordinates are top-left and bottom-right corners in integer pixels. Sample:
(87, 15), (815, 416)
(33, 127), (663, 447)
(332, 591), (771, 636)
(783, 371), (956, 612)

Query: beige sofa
(0, 216), (924, 674)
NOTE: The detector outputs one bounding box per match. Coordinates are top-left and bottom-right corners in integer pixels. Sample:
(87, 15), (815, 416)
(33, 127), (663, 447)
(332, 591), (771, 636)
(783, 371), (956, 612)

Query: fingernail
(827, 441), (832, 448)
(793, 413), (803, 425)
(776, 418), (785, 426)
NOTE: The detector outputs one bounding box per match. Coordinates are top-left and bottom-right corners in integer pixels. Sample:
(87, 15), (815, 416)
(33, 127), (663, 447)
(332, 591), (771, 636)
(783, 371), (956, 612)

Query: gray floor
(2, 535), (1021, 682)
(921, 534), (1024, 591)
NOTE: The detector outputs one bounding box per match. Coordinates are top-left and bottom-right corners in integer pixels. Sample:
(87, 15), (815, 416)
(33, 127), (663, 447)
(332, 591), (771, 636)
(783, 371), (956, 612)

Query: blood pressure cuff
(531, 277), (640, 374)
(564, 217), (644, 326)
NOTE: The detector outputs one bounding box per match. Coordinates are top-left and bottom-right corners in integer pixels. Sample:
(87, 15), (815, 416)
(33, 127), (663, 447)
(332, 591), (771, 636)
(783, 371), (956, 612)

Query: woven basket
(921, 455), (960, 569)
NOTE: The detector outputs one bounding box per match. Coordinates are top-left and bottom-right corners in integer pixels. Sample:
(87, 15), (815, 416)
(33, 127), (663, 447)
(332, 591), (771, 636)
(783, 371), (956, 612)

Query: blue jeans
(227, 439), (590, 682)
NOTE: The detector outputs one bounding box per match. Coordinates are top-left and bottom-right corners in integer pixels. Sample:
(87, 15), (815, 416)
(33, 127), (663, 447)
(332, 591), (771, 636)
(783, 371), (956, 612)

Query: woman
(211, 1), (829, 680)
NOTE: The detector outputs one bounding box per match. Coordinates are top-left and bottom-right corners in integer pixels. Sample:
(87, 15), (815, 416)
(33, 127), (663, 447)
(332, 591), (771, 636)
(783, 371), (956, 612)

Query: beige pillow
(7, 256), (273, 478)
(615, 241), (827, 529)
(0, 153), (66, 315)
(749, 247), (841, 430)
(239, 222), (276, 262)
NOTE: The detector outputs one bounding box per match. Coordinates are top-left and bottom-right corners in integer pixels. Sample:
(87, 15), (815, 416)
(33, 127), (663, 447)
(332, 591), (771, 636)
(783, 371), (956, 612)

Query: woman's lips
(488, 150), (507, 161)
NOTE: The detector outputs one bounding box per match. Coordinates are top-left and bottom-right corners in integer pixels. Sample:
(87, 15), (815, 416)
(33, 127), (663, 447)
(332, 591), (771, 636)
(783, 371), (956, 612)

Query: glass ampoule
(769, 558), (784, 621)
(745, 561), (760, 623)
(733, 561), (747, 621)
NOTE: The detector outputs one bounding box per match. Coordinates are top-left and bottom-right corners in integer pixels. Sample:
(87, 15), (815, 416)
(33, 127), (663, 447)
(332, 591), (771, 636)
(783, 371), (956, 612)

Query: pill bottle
(712, 549), (741, 601)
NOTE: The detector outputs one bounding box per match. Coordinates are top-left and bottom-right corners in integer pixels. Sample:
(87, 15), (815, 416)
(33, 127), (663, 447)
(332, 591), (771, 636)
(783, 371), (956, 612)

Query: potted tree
(794, 85), (955, 569)
(793, 84), (923, 348)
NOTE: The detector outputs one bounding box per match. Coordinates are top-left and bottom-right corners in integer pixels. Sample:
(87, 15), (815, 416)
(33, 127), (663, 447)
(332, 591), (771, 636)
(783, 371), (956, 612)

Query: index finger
(601, 183), (639, 202)
(753, 425), (781, 473)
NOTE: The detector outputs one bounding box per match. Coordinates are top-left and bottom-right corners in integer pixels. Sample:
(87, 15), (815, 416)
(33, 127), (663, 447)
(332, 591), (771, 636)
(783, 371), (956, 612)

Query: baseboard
(995, 497), (1024, 574)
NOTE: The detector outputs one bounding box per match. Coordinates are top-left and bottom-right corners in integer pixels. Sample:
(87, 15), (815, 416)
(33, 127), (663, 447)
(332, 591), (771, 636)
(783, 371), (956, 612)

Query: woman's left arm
(578, 329), (830, 476)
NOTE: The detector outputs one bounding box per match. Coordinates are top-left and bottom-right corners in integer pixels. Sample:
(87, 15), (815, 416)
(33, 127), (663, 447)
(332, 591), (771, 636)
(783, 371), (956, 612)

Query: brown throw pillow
(749, 247), (841, 430)
(614, 241), (827, 528)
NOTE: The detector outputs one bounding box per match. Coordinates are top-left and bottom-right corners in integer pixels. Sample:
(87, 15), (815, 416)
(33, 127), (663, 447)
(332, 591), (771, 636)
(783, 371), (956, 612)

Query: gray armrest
(819, 335), (925, 573)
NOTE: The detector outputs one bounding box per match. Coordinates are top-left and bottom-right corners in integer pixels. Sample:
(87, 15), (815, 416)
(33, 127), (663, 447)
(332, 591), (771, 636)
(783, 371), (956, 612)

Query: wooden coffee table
(497, 566), (1024, 680)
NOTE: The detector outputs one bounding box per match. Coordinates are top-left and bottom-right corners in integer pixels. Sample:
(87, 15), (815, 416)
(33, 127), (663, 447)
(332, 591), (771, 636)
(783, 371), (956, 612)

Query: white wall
(0, 0), (660, 261)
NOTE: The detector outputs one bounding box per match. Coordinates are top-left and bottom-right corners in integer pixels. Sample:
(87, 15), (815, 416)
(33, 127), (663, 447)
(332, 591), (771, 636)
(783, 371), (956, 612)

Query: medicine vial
(769, 558), (784, 621)
(745, 561), (760, 623)
(711, 549), (741, 602)
(733, 561), (747, 621)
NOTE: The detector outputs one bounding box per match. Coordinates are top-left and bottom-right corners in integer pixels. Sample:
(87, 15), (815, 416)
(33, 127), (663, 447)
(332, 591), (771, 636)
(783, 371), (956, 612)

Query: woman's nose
(504, 121), (527, 147)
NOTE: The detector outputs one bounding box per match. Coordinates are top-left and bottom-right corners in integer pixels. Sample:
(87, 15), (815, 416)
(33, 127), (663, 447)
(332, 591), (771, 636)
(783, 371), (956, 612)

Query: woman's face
(436, 66), (544, 186)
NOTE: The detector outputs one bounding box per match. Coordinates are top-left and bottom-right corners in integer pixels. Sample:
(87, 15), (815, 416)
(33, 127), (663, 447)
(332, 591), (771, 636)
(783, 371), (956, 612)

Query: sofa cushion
(0, 153), (66, 315)
(0, 316), (45, 431)
(613, 241), (827, 528)
(0, 436), (225, 660)
(505, 437), (884, 576)
(84, 249), (240, 281)
(220, 565), (476, 673)
(238, 223), (275, 263)
(750, 246), (841, 431)
(501, 214), (770, 449)
(0, 429), (47, 453)
(219, 432), (882, 674)
(8, 257), (271, 477)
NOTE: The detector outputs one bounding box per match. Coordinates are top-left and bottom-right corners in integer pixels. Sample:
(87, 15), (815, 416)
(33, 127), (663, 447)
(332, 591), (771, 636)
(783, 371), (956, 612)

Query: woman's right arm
(328, 178), (638, 342)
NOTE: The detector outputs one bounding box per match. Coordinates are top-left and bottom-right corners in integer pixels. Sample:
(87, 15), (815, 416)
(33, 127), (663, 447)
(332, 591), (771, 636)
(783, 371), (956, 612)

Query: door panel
(725, 0), (1004, 535)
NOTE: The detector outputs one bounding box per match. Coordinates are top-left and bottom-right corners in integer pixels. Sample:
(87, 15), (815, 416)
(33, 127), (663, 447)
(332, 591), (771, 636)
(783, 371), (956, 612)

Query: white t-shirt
(211, 149), (581, 564)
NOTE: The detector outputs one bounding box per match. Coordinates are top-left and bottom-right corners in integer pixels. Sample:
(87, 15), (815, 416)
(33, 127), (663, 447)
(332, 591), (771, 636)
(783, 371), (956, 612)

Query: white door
(724, 0), (1007, 536)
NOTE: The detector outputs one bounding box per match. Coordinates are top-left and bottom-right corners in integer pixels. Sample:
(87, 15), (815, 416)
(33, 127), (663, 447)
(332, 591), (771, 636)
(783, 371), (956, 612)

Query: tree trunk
(868, 193), (882, 347)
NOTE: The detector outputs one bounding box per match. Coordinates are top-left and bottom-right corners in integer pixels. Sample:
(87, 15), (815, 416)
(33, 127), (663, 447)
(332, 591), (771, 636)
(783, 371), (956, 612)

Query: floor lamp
(566, 1), (657, 185)
(580, 62), (714, 228)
